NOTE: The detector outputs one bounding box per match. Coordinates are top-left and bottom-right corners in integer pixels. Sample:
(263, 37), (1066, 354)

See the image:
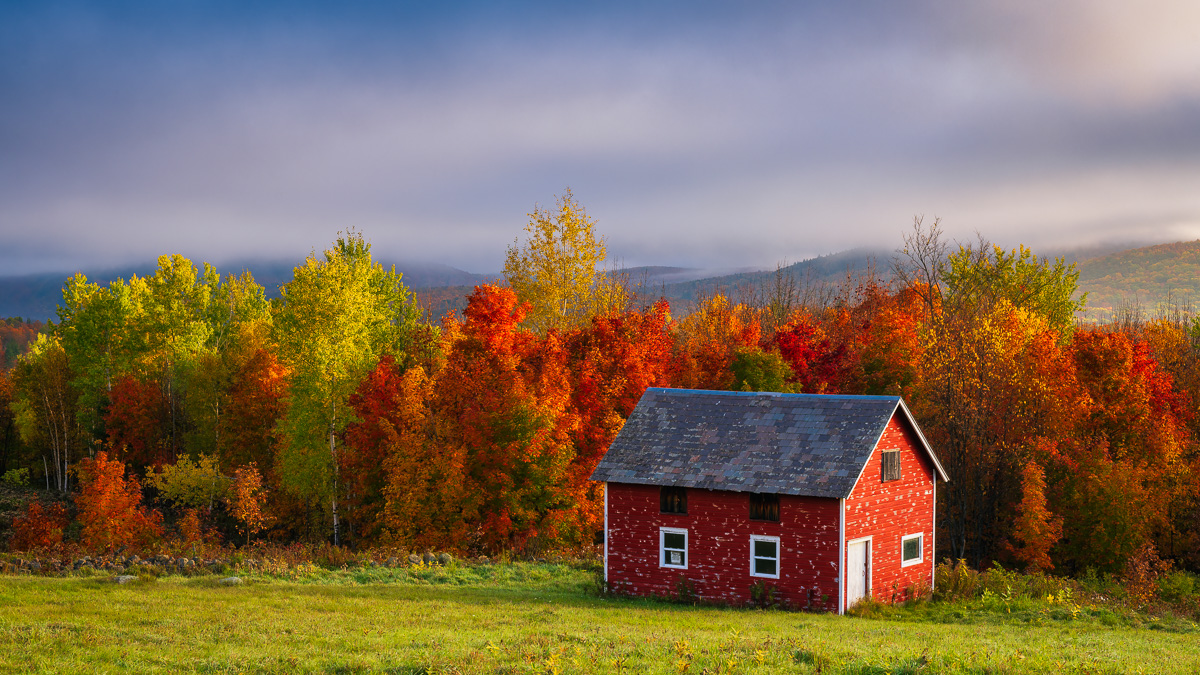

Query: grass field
(1, 562), (1197, 674)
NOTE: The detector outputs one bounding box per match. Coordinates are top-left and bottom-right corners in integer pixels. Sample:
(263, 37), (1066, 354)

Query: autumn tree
(942, 238), (1087, 340)
(74, 451), (163, 553)
(671, 293), (761, 390)
(274, 231), (422, 545)
(1007, 458), (1063, 572)
(228, 463), (269, 545)
(561, 300), (675, 539)
(10, 335), (80, 491)
(425, 285), (577, 553)
(146, 454), (229, 514)
(503, 190), (627, 333)
(9, 501), (69, 551)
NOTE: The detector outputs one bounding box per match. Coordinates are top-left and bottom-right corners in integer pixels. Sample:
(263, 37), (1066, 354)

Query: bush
(1157, 571), (1198, 603)
(9, 501), (69, 551)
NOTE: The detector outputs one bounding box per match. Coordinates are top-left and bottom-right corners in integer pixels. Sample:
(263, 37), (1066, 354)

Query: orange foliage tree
(228, 463), (269, 545)
(9, 501), (70, 550)
(1007, 458), (1063, 572)
(74, 451), (163, 553)
(420, 285), (578, 554)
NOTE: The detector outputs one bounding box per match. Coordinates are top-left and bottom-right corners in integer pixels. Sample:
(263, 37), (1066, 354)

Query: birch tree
(274, 232), (421, 545)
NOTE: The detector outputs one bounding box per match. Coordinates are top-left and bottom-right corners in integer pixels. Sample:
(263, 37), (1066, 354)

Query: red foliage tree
(74, 450), (163, 553)
(9, 501), (69, 551)
(104, 376), (170, 470)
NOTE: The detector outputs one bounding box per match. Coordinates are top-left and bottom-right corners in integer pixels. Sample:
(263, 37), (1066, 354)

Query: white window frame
(900, 532), (924, 567)
(749, 534), (781, 579)
(660, 527), (688, 569)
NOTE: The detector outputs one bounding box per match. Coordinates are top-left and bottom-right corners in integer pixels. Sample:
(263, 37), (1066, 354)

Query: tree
(74, 451), (163, 553)
(228, 463), (269, 546)
(274, 231), (422, 545)
(1007, 458), (1063, 572)
(503, 190), (627, 333)
(10, 335), (80, 491)
(146, 454), (229, 513)
(943, 239), (1087, 340)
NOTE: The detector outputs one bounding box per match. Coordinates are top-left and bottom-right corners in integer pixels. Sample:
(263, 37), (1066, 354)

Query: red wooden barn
(590, 388), (948, 613)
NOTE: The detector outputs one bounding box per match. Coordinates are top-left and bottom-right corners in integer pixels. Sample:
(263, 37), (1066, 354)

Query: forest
(2, 193), (1199, 579)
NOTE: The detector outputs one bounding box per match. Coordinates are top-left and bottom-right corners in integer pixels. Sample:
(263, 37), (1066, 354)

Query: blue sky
(3, 1), (1200, 276)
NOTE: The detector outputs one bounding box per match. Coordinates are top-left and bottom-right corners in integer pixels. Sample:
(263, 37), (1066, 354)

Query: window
(660, 486), (687, 514)
(660, 528), (688, 569)
(901, 532), (923, 567)
(750, 535), (780, 578)
(749, 493), (780, 521)
(881, 450), (901, 482)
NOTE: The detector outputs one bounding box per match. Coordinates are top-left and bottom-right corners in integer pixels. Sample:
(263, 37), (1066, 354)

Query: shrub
(75, 451), (164, 554)
(9, 501), (69, 550)
(1156, 571), (1198, 604)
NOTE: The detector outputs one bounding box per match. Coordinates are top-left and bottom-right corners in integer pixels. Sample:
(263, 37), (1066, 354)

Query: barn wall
(844, 415), (936, 605)
(606, 483), (840, 611)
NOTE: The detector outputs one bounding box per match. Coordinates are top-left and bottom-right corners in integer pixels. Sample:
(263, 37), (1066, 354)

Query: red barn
(590, 388), (948, 613)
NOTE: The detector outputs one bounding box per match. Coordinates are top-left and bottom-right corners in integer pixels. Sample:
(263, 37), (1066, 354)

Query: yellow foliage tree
(146, 454), (229, 513)
(503, 190), (627, 333)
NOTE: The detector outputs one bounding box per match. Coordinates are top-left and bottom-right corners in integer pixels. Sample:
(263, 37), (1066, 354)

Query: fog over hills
(0, 240), (1189, 323)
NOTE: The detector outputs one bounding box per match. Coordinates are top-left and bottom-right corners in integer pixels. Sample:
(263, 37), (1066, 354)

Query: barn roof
(590, 388), (947, 499)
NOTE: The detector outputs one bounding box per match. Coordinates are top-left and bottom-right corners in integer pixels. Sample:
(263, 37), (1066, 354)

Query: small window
(660, 486), (687, 514)
(750, 535), (780, 578)
(749, 493), (780, 522)
(661, 528), (688, 569)
(901, 533), (923, 567)
(881, 450), (901, 482)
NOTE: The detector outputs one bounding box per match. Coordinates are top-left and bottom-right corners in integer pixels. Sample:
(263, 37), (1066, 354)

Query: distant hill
(0, 259), (492, 321)
(651, 248), (891, 309)
(1075, 240), (1200, 319)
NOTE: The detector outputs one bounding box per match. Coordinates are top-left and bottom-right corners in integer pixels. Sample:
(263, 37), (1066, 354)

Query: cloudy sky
(3, 1), (1200, 277)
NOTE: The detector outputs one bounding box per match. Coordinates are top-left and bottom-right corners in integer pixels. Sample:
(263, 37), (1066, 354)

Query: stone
(385, 557), (399, 567)
(422, 551), (435, 565)
(218, 577), (242, 586)
(408, 554), (421, 566)
(26, 561), (41, 573)
(114, 575), (137, 584)
(436, 552), (453, 566)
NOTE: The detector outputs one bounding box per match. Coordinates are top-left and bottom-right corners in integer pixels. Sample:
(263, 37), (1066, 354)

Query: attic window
(660, 487), (687, 514)
(881, 450), (901, 482)
(749, 493), (780, 522)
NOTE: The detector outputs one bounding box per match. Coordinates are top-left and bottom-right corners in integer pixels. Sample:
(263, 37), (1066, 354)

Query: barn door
(846, 539), (871, 608)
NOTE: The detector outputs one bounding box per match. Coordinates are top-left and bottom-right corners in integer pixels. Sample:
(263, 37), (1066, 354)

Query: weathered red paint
(603, 411), (937, 612)
(843, 416), (937, 605)
(605, 483), (841, 610)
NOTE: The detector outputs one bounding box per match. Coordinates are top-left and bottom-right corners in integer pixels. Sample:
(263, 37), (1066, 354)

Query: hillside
(0, 260), (492, 321)
(1075, 240), (1200, 318)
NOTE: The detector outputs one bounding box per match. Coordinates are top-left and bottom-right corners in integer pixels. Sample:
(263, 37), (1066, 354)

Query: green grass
(1, 563), (1197, 674)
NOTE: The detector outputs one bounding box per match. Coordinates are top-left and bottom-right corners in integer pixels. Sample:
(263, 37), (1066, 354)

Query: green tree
(274, 231), (422, 544)
(942, 240), (1086, 339)
(10, 335), (81, 491)
(503, 190), (627, 333)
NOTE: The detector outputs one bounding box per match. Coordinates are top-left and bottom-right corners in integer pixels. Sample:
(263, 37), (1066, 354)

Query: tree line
(3, 196), (1199, 575)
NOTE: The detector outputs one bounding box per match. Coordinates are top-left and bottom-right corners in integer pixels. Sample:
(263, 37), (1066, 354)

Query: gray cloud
(2, 1), (1199, 277)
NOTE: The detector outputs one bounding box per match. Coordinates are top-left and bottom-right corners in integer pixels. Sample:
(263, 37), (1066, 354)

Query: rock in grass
(218, 577), (242, 586)
(114, 575), (137, 584)
(437, 552), (453, 566)
(408, 554), (421, 566)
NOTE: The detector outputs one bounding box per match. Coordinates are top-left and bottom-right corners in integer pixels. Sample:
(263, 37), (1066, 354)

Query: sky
(3, 0), (1200, 277)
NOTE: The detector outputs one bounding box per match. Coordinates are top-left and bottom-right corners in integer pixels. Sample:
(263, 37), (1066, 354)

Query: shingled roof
(590, 388), (947, 499)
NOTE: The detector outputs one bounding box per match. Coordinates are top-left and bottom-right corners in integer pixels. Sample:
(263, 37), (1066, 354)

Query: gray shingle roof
(590, 388), (943, 499)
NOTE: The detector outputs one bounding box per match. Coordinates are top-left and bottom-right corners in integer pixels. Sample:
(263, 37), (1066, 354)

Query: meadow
(1, 561), (1197, 674)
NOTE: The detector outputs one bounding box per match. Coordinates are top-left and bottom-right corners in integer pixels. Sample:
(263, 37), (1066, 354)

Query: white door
(846, 539), (870, 607)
